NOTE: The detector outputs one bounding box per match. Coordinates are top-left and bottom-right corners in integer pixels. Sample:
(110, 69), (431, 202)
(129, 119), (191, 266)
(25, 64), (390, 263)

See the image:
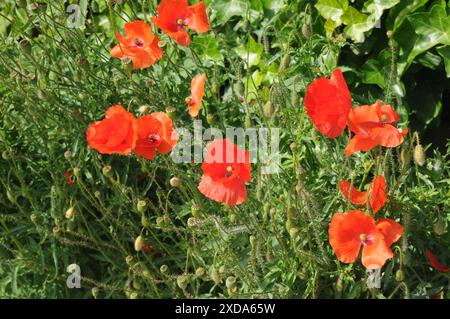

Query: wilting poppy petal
(304, 69), (351, 138)
(339, 181), (367, 205)
(376, 219), (403, 247)
(110, 21), (163, 69)
(87, 105), (137, 155)
(187, 73), (206, 117)
(369, 176), (387, 214)
(425, 250), (449, 272)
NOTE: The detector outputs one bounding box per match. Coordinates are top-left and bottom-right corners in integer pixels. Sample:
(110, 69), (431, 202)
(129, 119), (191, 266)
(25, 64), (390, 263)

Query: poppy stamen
(225, 166), (234, 178)
(133, 38), (145, 48)
(359, 233), (367, 244)
(185, 96), (194, 106)
(381, 114), (388, 123)
(148, 133), (161, 146)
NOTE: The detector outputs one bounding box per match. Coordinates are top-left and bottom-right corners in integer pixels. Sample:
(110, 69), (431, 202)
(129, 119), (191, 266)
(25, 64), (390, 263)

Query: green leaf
(341, 7), (370, 43)
(361, 59), (385, 88)
(409, 5), (450, 46)
(386, 0), (429, 31)
(235, 36), (263, 67)
(191, 34), (224, 66)
(315, 0), (349, 27)
(210, 0), (262, 24)
(436, 45), (450, 77)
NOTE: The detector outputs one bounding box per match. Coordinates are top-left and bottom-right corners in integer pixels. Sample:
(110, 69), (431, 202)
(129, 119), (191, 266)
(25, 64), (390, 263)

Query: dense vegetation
(0, 0), (448, 299)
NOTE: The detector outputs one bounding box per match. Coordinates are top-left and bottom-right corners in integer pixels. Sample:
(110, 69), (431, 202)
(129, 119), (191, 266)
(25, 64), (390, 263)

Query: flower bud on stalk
(279, 54), (291, 72)
(413, 144), (426, 166)
(195, 267), (205, 279)
(134, 235), (144, 252)
(138, 105), (150, 115)
(395, 269), (404, 282)
(210, 268), (221, 284)
(91, 287), (100, 299)
(177, 275), (189, 290)
(263, 101), (276, 118)
(170, 177), (181, 188)
(102, 165), (112, 177)
(225, 276), (237, 289)
(206, 113), (215, 125)
(137, 200), (147, 213)
(165, 106), (176, 120)
(2, 150), (11, 160)
(64, 150), (72, 160)
(65, 207), (75, 220)
(160, 264), (169, 274)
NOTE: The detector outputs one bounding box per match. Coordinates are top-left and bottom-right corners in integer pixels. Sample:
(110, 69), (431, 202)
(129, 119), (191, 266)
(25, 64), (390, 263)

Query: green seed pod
(91, 287), (100, 299)
(302, 22), (312, 39)
(225, 276), (237, 289)
(413, 144), (426, 166)
(280, 54), (291, 72)
(73, 167), (81, 177)
(177, 275), (189, 290)
(125, 255), (134, 266)
(165, 106), (176, 120)
(263, 101), (276, 118)
(395, 270), (404, 282)
(195, 267), (205, 278)
(160, 264), (168, 274)
(137, 200), (147, 213)
(191, 204), (202, 218)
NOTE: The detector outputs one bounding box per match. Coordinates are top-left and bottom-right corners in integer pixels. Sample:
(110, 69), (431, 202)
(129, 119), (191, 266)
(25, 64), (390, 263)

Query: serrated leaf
(409, 5), (450, 46)
(342, 7), (370, 43)
(315, 0), (349, 27)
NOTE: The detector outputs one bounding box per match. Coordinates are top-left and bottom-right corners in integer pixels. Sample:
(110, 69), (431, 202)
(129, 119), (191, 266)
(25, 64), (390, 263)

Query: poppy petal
(198, 175), (247, 206)
(369, 176), (387, 214)
(339, 181), (367, 205)
(376, 218), (403, 247)
(425, 250), (449, 272)
(361, 233), (394, 269)
(344, 134), (378, 157)
(187, 2), (210, 33)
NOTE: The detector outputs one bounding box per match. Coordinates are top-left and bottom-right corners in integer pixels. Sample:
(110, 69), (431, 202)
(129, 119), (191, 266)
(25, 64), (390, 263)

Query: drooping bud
(102, 165), (112, 177)
(134, 235), (144, 252)
(177, 275), (189, 290)
(206, 113), (215, 125)
(195, 267), (205, 278)
(65, 207), (75, 220)
(191, 204), (202, 218)
(137, 200), (147, 213)
(413, 144), (426, 166)
(280, 54), (291, 72)
(64, 150), (72, 160)
(160, 264), (169, 274)
(433, 218), (446, 236)
(138, 105), (150, 114)
(395, 270), (404, 282)
(210, 268), (221, 284)
(289, 227), (299, 239)
(170, 177), (181, 188)
(263, 101), (276, 118)
(225, 276), (237, 289)
(125, 255), (134, 266)
(6, 190), (15, 203)
(91, 287), (100, 299)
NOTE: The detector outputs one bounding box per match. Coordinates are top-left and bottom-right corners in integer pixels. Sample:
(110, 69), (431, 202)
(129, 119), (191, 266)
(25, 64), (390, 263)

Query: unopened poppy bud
(2, 150), (11, 160)
(133, 278), (142, 290)
(211, 82), (218, 94)
(156, 216), (164, 227)
(146, 79), (152, 87)
(158, 40), (167, 48)
(129, 292), (138, 299)
(210, 268), (221, 284)
(134, 235), (144, 251)
(6, 190), (15, 203)
(137, 200), (147, 213)
(289, 227), (299, 239)
(280, 54), (291, 72)
(206, 113), (215, 125)
(138, 105), (150, 114)
(395, 270), (404, 282)
(165, 106), (176, 119)
(187, 217), (198, 227)
(195, 267), (205, 278)
(91, 287), (100, 298)
(65, 207), (75, 220)
(400, 147), (410, 168)
(235, 82), (245, 98)
(64, 150), (72, 160)
(125, 255), (134, 266)
(170, 177), (181, 188)
(177, 275), (189, 290)
(336, 271), (344, 293)
(290, 142), (297, 152)
(386, 31), (393, 39)
(160, 264), (168, 274)
(219, 265), (226, 274)
(121, 57), (132, 65)
(191, 204), (202, 217)
(245, 114), (252, 129)
(225, 276), (237, 289)
(94, 191), (101, 198)
(73, 167), (81, 177)
(413, 144), (426, 166)
(102, 165), (112, 177)
(263, 101), (276, 118)
(229, 213), (237, 223)
(291, 89), (299, 106)
(433, 218), (446, 236)
(141, 216), (150, 228)
(30, 214), (37, 223)
(302, 22), (312, 39)
(53, 226), (61, 234)
(249, 235), (256, 248)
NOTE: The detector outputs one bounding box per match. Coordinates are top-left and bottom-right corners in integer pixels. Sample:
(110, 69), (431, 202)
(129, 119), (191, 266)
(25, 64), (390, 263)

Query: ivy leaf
(361, 59), (385, 88)
(341, 7), (370, 43)
(386, 0), (428, 31)
(315, 0), (349, 32)
(436, 46), (450, 77)
(235, 36), (263, 68)
(409, 4), (450, 46)
(209, 0), (262, 24)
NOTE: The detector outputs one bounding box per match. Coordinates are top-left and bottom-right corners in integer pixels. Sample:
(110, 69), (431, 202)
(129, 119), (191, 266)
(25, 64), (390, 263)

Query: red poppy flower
(87, 105), (137, 155)
(339, 176), (387, 214)
(345, 101), (408, 156)
(65, 170), (73, 186)
(111, 20), (163, 69)
(304, 69), (352, 138)
(425, 250), (449, 272)
(198, 138), (252, 206)
(329, 210), (402, 269)
(186, 73), (206, 117)
(151, 0), (210, 46)
(133, 112), (178, 159)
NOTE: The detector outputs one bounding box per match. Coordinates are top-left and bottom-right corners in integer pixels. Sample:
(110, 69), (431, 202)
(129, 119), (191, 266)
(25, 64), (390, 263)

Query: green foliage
(0, 0), (449, 299)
